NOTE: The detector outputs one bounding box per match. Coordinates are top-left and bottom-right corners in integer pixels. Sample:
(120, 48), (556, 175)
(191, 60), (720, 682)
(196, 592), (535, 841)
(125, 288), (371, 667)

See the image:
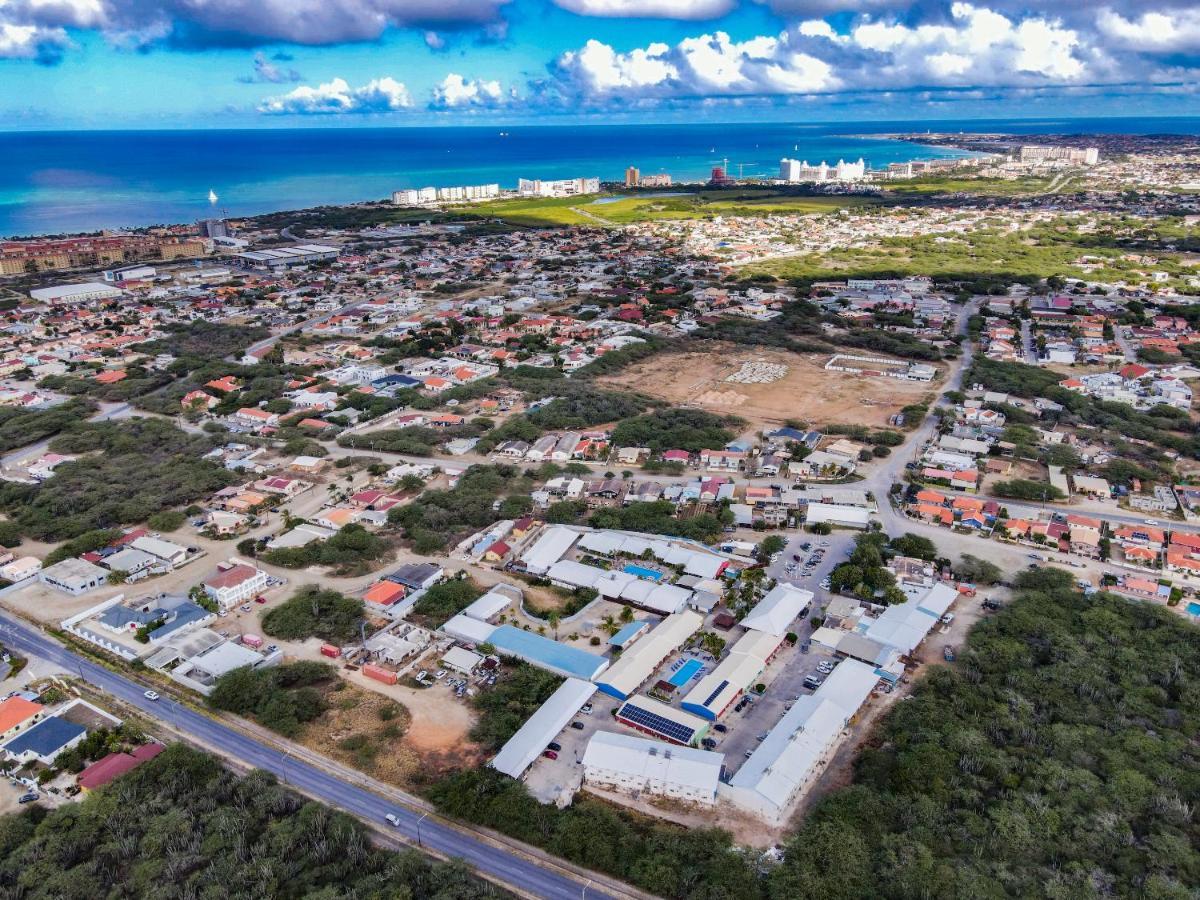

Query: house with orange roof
(0, 697), (44, 743)
(999, 519), (1032, 540)
(951, 496), (984, 515)
(915, 489), (947, 506)
(205, 375), (240, 394)
(94, 369), (126, 384)
(1113, 524), (1166, 548)
(182, 390), (218, 410)
(950, 470), (979, 492)
(363, 580), (406, 611)
(1069, 527), (1101, 558)
(1122, 545), (1158, 568)
(1165, 550), (1200, 576)
(915, 503), (953, 526)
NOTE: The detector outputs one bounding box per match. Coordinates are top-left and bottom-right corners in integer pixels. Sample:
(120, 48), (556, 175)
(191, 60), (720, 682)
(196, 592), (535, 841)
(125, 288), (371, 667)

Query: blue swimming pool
(1187, 601), (1200, 616)
(624, 564), (664, 582)
(668, 658), (703, 687)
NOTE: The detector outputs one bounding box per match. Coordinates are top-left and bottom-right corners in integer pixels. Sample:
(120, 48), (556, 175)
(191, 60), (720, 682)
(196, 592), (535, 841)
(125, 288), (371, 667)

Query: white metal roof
(917, 582), (958, 618)
(461, 584), (521, 621)
(441, 614), (497, 644)
(740, 583), (813, 636)
(804, 502), (871, 527)
(724, 658), (878, 817)
(491, 677), (595, 778)
(595, 611), (703, 699)
(681, 629), (782, 718)
(520, 526), (580, 575)
(582, 730), (723, 794)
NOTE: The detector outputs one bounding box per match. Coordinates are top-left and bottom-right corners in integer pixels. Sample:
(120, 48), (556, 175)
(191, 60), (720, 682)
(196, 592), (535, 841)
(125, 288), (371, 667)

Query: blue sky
(1, 0), (1198, 128)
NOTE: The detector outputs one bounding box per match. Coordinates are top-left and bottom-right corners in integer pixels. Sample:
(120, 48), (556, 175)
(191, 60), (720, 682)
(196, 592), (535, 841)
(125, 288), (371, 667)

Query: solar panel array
(617, 701), (697, 745)
(701, 679), (730, 709)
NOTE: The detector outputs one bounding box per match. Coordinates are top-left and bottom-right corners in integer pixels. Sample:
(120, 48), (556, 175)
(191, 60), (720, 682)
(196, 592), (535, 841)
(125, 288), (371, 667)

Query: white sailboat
(208, 189), (218, 204)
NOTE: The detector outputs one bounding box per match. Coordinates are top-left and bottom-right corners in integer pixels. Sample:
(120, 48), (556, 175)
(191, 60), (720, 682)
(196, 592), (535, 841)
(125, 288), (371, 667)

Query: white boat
(208, 189), (218, 203)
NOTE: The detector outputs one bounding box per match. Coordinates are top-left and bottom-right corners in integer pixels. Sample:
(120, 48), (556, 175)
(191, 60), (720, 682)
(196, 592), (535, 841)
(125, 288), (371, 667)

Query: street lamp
(416, 811), (428, 848)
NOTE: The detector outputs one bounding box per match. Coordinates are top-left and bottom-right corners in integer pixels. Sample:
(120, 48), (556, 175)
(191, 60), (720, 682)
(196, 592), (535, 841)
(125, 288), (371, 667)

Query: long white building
(720, 658), (879, 821)
(582, 730), (724, 805)
(779, 157), (866, 183)
(392, 184), (500, 206)
(517, 177), (600, 197)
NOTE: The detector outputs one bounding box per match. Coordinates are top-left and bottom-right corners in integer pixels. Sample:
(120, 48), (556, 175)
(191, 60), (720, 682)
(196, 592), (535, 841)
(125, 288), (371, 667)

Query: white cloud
(552, 0), (734, 18)
(554, 3), (1101, 103)
(258, 76), (412, 114)
(431, 72), (509, 107)
(1097, 8), (1200, 52)
(424, 30), (446, 49)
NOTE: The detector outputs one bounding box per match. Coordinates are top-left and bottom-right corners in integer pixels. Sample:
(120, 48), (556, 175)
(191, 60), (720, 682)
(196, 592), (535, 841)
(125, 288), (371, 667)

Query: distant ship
(208, 189), (218, 203)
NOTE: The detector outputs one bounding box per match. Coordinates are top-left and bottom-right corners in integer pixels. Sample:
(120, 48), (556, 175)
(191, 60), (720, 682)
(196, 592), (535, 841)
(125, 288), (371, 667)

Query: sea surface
(0, 116), (1195, 238)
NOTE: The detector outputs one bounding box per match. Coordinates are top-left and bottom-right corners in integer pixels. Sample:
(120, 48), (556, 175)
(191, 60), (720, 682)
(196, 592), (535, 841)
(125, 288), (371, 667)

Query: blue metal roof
(609, 621), (647, 648)
(2, 716), (85, 758)
(489, 625), (608, 680)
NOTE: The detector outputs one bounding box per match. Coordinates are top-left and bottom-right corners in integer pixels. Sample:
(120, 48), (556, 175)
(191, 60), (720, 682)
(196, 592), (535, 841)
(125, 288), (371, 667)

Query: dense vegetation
(469, 661), (563, 751)
(590, 500), (726, 544)
(0, 418), (236, 541)
(827, 532), (906, 605)
(260, 523), (390, 576)
(0, 744), (494, 899)
(261, 586), (365, 644)
(208, 660), (335, 737)
(409, 578), (484, 629)
(388, 464), (535, 552)
(427, 768), (760, 900)
(610, 408), (741, 453)
(136, 321), (271, 367)
(993, 478), (1065, 502)
(770, 567), (1200, 898)
(0, 398), (96, 453)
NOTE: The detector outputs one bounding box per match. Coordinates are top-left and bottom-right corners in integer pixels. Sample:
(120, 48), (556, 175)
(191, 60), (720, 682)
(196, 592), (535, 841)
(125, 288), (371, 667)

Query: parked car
(701, 737), (717, 748)
(581, 703), (593, 714)
(547, 741), (562, 753)
(254, 596), (266, 604)
(570, 721), (585, 730)
(18, 793), (38, 804)
(239, 604), (251, 612)
(542, 749), (558, 760)
(435, 670), (447, 680)
(713, 723), (728, 733)
(803, 675), (823, 690)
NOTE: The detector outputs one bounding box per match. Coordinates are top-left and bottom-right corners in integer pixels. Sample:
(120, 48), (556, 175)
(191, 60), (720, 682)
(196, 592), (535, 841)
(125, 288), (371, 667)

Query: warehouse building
(803, 502), (872, 529)
(30, 282), (123, 304)
(581, 730), (724, 805)
(861, 582), (957, 656)
(492, 678), (596, 778)
(487, 624), (609, 681)
(721, 658), (879, 821)
(519, 525), (581, 576)
(594, 610), (703, 700)
(680, 629), (784, 720)
(232, 244), (340, 271)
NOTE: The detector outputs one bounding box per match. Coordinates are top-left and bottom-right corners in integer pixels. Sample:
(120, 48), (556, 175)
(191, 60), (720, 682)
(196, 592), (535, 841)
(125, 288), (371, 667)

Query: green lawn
(447, 189), (872, 227)
(880, 175), (1058, 196)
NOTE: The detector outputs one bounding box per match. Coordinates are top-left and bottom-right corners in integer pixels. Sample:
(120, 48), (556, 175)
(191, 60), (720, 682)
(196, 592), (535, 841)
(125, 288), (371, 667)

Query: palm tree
(548, 612), (561, 641)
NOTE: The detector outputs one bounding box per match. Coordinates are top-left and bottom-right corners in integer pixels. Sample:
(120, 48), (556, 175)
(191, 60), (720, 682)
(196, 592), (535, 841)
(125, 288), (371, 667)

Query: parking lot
(523, 690), (621, 804)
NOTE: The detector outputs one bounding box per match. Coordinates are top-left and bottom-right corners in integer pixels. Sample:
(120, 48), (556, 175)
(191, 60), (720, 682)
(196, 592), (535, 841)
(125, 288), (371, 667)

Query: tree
(758, 535), (787, 558)
(956, 554), (1001, 585)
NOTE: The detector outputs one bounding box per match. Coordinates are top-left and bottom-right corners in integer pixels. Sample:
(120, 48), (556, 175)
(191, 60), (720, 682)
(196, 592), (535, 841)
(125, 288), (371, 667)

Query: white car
(434, 670), (447, 680)
(143, 690), (160, 701)
(385, 813), (401, 827)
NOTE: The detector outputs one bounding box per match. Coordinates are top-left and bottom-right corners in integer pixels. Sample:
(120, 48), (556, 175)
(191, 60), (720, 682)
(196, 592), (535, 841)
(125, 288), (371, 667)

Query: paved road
(0, 612), (622, 900)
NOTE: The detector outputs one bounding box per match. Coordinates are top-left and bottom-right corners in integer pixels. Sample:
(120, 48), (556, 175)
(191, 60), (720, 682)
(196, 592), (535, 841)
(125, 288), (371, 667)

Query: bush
(208, 661), (334, 737)
(261, 586), (365, 644)
(410, 578), (484, 628)
(147, 510), (186, 532)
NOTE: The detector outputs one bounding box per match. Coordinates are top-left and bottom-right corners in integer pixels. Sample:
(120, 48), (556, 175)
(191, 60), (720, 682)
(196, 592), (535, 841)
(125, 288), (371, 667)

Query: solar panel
(701, 679), (729, 709)
(617, 701), (696, 744)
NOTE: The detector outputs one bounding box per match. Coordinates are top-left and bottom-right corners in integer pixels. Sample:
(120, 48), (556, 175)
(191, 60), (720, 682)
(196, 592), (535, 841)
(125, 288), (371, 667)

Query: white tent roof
(491, 678), (596, 778)
(740, 583), (813, 636)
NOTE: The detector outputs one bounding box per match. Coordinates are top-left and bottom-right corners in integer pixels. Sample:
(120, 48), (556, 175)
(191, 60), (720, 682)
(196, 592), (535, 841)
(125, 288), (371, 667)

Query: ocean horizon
(2, 116), (1196, 239)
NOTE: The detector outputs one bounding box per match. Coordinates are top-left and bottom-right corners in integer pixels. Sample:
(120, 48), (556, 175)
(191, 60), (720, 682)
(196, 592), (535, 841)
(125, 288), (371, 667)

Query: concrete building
(779, 158), (866, 183)
(39, 558), (109, 596)
(517, 177), (600, 197)
(595, 610), (704, 700)
(30, 282), (122, 305)
(680, 629), (784, 720)
(581, 730), (724, 805)
(201, 559), (269, 611)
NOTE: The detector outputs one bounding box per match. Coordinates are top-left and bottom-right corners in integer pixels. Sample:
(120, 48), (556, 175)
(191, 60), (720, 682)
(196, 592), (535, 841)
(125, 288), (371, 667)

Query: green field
(451, 189), (872, 227)
(746, 217), (1198, 288)
(879, 175), (1059, 196)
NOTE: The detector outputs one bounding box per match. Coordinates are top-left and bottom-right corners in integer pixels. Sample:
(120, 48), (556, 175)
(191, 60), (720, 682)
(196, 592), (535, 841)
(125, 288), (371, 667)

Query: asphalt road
(0, 612), (619, 900)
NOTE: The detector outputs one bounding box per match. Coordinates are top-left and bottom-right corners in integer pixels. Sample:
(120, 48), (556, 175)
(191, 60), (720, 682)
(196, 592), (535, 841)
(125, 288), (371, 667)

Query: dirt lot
(599, 343), (939, 431)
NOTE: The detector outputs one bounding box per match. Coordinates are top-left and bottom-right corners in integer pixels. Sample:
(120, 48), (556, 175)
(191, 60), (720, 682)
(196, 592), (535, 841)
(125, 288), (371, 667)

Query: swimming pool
(1187, 601), (1200, 616)
(668, 658), (703, 687)
(624, 564), (664, 582)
